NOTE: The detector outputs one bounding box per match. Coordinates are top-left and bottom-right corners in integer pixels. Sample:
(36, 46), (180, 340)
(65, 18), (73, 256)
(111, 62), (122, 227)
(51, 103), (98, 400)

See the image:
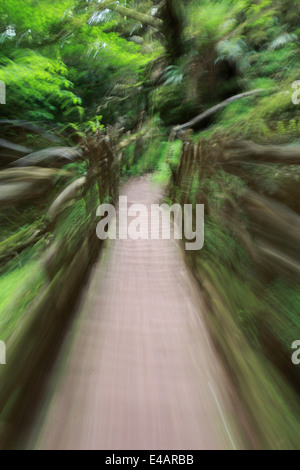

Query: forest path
(28, 175), (241, 450)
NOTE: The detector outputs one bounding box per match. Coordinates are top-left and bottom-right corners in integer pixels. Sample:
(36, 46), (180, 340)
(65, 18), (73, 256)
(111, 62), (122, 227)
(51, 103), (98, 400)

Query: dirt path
(28, 176), (241, 450)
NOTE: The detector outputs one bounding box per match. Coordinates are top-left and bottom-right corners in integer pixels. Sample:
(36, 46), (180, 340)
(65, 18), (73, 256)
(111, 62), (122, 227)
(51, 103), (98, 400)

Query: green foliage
(162, 66), (184, 86)
(0, 0), (160, 128)
(124, 138), (168, 176)
(152, 83), (197, 126)
(0, 51), (82, 121)
(0, 255), (46, 342)
(185, 0), (235, 43)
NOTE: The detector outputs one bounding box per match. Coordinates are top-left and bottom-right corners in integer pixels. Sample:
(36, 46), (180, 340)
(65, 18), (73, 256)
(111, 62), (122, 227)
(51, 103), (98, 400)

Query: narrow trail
(27, 176), (242, 450)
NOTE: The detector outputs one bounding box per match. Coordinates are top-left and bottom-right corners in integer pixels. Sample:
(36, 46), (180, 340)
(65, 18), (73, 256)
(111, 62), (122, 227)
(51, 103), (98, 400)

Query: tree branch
(173, 89), (264, 133)
(96, 1), (162, 29)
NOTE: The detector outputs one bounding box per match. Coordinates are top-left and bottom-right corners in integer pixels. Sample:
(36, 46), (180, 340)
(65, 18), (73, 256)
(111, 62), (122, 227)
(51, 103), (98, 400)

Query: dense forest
(0, 0), (300, 450)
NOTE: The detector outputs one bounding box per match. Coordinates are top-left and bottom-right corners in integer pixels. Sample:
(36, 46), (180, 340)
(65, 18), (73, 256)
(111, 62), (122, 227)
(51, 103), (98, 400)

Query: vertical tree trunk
(156, 0), (185, 62)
